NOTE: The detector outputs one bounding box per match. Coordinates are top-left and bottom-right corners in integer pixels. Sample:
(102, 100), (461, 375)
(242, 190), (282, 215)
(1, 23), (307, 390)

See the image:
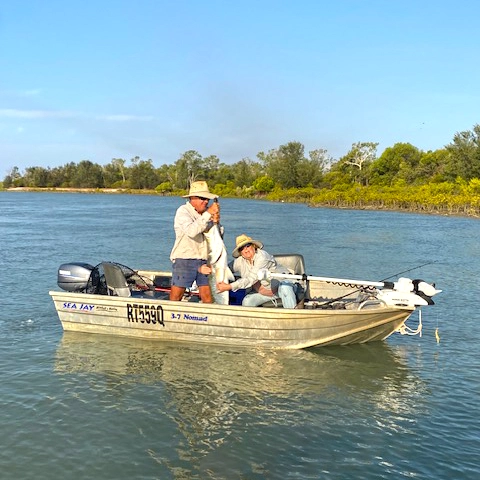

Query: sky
(1, 0), (479, 174)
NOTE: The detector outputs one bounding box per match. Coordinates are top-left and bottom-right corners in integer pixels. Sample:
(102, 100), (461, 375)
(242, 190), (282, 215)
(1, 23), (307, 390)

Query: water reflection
(54, 333), (426, 477)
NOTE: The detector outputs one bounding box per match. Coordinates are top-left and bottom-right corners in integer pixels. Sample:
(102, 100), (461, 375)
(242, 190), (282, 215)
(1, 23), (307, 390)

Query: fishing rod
(318, 260), (438, 306)
(263, 260), (436, 288)
(263, 272), (385, 288)
(262, 260), (438, 306)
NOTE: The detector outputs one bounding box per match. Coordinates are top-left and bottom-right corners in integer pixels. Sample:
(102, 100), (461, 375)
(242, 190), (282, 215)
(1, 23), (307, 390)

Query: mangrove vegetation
(3, 123), (480, 216)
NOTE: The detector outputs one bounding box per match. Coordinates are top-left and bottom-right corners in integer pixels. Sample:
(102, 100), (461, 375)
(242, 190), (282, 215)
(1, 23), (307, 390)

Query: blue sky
(1, 0), (479, 174)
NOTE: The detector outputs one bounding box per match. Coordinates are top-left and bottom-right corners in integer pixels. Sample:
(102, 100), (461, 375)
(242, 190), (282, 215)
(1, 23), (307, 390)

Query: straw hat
(232, 234), (263, 258)
(182, 181), (218, 200)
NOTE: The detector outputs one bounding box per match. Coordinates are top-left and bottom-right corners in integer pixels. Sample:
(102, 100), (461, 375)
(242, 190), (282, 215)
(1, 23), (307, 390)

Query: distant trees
(445, 124), (480, 180)
(4, 124), (480, 207)
(258, 141), (330, 188)
(344, 142), (378, 185)
(327, 142), (378, 186)
(128, 158), (159, 189)
(253, 176), (275, 193)
(23, 166), (50, 187)
(370, 143), (422, 186)
(232, 158), (260, 188)
(104, 158), (127, 186)
(73, 160), (105, 188)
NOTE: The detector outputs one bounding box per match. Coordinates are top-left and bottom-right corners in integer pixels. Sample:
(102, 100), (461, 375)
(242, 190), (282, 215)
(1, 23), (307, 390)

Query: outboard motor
(57, 262), (94, 292)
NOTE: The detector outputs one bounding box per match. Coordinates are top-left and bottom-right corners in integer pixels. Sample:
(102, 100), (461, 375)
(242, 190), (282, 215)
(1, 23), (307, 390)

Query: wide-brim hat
(232, 234), (263, 258)
(182, 181), (218, 200)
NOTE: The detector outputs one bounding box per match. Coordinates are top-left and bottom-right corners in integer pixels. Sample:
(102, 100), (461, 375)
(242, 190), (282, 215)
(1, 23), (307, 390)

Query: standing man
(170, 181), (220, 303)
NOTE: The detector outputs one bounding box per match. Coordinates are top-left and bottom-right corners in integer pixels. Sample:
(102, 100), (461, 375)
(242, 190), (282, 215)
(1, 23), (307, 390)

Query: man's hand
(207, 201), (220, 223)
(198, 264), (212, 275)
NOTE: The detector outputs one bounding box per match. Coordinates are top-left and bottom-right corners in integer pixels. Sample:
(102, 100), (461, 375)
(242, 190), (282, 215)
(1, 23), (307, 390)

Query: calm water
(1, 191), (479, 480)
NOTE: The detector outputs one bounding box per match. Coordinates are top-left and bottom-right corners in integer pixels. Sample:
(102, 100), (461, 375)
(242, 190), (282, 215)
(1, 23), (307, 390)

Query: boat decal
(171, 312), (208, 322)
(127, 303), (165, 326)
(97, 306), (118, 312)
(62, 302), (94, 312)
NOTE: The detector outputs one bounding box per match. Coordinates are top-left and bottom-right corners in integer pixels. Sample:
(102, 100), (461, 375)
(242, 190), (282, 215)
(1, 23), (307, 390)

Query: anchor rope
(397, 309), (423, 337)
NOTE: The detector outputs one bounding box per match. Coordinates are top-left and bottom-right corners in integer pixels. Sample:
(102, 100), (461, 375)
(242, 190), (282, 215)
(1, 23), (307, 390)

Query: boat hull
(49, 290), (415, 349)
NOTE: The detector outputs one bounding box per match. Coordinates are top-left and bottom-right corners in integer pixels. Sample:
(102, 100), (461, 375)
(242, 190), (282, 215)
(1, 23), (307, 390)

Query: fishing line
(380, 260), (437, 282)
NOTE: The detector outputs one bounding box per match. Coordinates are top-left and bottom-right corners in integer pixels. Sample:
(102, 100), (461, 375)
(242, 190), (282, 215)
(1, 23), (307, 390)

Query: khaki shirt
(170, 202), (213, 261)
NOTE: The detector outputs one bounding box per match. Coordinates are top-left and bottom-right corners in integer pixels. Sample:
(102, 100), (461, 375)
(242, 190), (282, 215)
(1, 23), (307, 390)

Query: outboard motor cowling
(58, 262), (94, 292)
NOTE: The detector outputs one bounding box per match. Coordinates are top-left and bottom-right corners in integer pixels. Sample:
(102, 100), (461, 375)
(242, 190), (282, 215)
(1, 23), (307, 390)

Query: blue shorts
(172, 259), (210, 288)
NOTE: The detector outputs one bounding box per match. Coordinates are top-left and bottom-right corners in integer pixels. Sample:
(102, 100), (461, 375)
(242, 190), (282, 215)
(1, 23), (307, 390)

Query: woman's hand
(216, 281), (231, 293)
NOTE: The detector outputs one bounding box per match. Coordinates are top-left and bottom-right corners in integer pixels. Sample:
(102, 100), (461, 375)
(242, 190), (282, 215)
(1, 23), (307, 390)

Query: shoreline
(3, 186), (478, 219)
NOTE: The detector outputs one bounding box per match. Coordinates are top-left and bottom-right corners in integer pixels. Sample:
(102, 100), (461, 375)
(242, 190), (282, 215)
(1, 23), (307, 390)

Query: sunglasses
(192, 196), (209, 202)
(239, 243), (253, 253)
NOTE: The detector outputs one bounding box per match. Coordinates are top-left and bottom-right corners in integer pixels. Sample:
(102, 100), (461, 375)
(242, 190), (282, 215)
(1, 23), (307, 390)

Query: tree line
(3, 124), (480, 215)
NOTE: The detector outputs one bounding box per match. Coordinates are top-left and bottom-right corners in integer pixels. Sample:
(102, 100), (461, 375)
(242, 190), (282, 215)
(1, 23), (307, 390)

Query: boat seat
(102, 262), (170, 299)
(273, 254), (305, 276)
(102, 262), (132, 297)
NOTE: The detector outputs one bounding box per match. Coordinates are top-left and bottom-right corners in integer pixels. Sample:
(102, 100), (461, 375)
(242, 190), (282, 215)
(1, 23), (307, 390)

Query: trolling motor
(377, 278), (441, 307)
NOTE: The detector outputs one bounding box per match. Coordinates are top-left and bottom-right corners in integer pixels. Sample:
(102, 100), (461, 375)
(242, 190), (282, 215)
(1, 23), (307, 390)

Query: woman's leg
(277, 281), (297, 309)
(242, 292), (274, 307)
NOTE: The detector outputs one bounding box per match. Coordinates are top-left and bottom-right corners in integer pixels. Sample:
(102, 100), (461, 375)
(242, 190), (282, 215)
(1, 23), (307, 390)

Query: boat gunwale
(48, 289), (415, 317)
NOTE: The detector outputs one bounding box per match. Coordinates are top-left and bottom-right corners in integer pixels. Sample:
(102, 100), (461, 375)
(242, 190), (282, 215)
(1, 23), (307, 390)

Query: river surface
(1, 191), (479, 479)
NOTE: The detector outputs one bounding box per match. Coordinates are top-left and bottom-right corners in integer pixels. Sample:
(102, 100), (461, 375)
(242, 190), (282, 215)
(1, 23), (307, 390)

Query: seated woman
(216, 234), (297, 308)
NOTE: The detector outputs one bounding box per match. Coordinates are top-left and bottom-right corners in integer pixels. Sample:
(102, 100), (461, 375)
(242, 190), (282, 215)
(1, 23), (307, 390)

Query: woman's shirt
(230, 249), (288, 292)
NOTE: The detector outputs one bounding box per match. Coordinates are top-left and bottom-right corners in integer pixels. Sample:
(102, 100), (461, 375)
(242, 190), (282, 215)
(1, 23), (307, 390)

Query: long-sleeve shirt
(229, 249), (288, 292)
(170, 202), (213, 261)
